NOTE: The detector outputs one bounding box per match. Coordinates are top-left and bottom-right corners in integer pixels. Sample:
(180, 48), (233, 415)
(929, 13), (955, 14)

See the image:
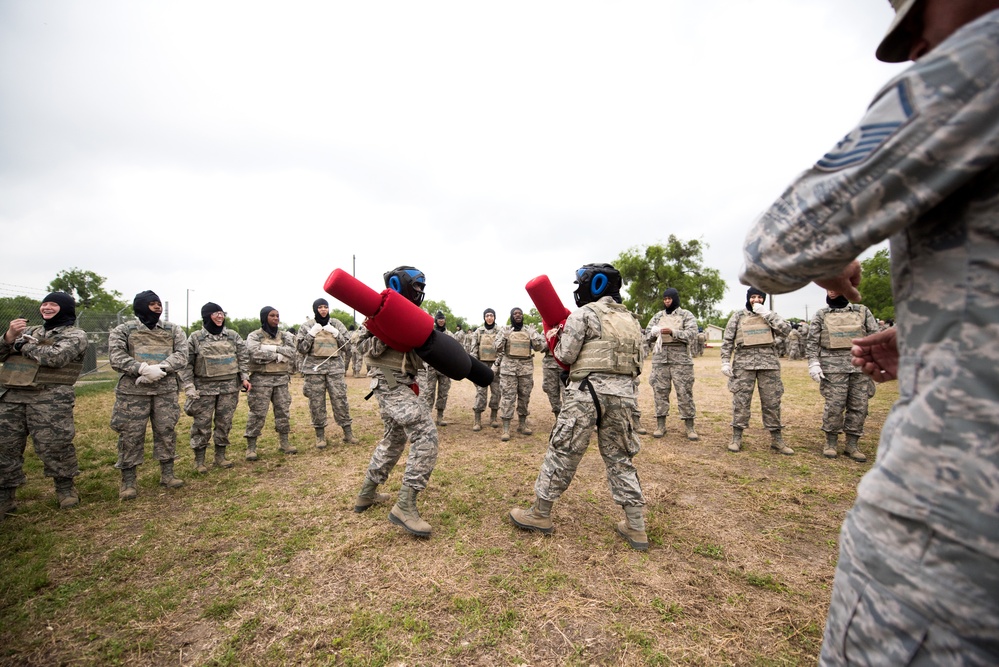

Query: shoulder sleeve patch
(816, 80), (916, 172)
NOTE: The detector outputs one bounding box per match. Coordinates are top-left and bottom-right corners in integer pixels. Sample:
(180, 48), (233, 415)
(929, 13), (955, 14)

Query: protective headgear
(260, 306), (279, 337)
(133, 290), (162, 329)
(41, 292), (76, 330)
(876, 0), (920, 64)
(383, 266), (426, 306)
(201, 302), (225, 335)
(745, 287), (767, 312)
(313, 298), (330, 326)
(826, 293), (850, 309)
(662, 288), (680, 314)
(573, 263), (622, 307)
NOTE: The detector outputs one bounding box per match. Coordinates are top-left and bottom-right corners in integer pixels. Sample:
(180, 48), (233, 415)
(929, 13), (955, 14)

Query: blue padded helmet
(384, 266), (426, 306)
(573, 263), (622, 307)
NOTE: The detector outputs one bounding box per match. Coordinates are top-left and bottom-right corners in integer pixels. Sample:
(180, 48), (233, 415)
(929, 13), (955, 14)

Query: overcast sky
(0, 1), (905, 328)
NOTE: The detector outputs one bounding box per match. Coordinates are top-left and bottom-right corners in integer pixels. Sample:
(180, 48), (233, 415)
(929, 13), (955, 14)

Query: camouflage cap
(876, 0), (920, 63)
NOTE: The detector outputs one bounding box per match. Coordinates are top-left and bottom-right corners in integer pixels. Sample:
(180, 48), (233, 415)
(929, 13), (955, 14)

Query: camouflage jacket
(720, 309), (789, 371)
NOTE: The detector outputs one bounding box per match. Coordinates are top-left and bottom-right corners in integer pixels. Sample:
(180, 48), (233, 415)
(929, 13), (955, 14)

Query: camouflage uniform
(469, 320), (502, 420)
(244, 327), (296, 440)
(534, 296), (645, 507)
(178, 326), (250, 453)
(417, 326), (453, 419)
(541, 347), (564, 416)
(742, 12), (999, 662)
(350, 328), (364, 377)
(356, 327), (437, 491)
(806, 303), (879, 439)
(786, 327), (802, 361)
(494, 321), (545, 423)
(109, 319), (188, 467)
(296, 316), (353, 435)
(645, 305), (697, 425)
(720, 307), (790, 433)
(0, 322), (88, 495)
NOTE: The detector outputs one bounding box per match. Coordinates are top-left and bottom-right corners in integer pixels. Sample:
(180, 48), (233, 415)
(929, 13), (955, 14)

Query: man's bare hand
(815, 260), (862, 302)
(851, 328), (898, 382)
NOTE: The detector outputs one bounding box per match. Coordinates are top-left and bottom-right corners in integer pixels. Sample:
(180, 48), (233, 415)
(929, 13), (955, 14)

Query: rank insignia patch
(816, 80), (915, 171)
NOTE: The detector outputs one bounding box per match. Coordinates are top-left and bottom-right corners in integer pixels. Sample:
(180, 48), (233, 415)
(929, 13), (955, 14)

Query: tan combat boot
(500, 419), (511, 442)
(472, 411), (482, 432)
(517, 415), (532, 435)
(844, 434), (868, 462)
(279, 432), (297, 454)
(823, 432), (839, 459)
(194, 447), (209, 474)
(353, 478), (391, 513)
(436, 409), (447, 427)
(684, 418), (699, 441)
(770, 430), (794, 456)
(632, 413), (647, 435)
(54, 477), (79, 509)
(728, 427), (743, 452)
(509, 498), (554, 535)
(214, 445), (234, 469)
(342, 425), (359, 445)
(489, 408), (500, 428)
(119, 467), (138, 500)
(616, 505), (649, 551)
(388, 486), (432, 537)
(653, 416), (666, 439)
(315, 427), (327, 450)
(159, 461), (185, 489)
(245, 437), (258, 461)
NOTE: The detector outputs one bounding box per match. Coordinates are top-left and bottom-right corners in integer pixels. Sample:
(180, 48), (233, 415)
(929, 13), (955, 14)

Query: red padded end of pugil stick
(526, 275), (572, 328)
(369, 289), (434, 350)
(323, 268), (383, 317)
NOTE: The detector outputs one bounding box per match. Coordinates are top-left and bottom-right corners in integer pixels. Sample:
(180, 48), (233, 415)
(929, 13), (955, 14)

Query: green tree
(859, 248), (894, 321)
(47, 268), (127, 312)
(615, 237), (727, 326)
(0, 296), (43, 324)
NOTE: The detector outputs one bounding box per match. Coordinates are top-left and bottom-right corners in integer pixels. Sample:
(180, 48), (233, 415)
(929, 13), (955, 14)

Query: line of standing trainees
(179, 302), (251, 473)
(645, 287), (699, 441)
(510, 263), (649, 551)
(720, 287), (794, 455)
(0, 293), (88, 518)
(297, 298), (358, 449)
(806, 290), (879, 462)
(244, 307), (297, 458)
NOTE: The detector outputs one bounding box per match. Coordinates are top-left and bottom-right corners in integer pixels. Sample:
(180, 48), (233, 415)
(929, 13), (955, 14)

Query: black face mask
(41, 292), (76, 330)
(133, 290), (162, 329)
(483, 309), (496, 330)
(662, 288), (680, 314)
(260, 307), (279, 337)
(510, 309), (524, 332)
(201, 302), (225, 335)
(826, 294), (850, 309)
(313, 299), (330, 326)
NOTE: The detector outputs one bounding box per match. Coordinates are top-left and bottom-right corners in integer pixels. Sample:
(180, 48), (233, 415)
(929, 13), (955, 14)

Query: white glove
(721, 363), (732, 378)
(262, 344), (278, 353)
(752, 302), (771, 316)
(308, 323), (323, 336)
(185, 386), (200, 400)
(648, 326), (662, 337)
(136, 362), (166, 384)
(808, 362), (825, 382)
(323, 324), (339, 337)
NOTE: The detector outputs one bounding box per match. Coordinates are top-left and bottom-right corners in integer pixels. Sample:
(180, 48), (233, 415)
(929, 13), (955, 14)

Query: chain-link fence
(0, 283), (131, 380)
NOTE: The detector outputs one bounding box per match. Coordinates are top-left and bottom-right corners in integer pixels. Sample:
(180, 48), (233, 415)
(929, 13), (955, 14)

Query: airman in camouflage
(786, 324), (803, 361)
(417, 311), (453, 426)
(178, 302), (251, 473)
(349, 326), (364, 377)
(645, 288), (699, 441)
(719, 288), (793, 455)
(493, 308), (546, 441)
(109, 290), (188, 498)
(296, 298), (357, 449)
(741, 3), (999, 662)
(510, 263), (648, 550)
(0, 292), (88, 517)
(244, 307), (297, 458)
(469, 308), (502, 431)
(806, 293), (879, 461)
(540, 345), (564, 417)
(352, 266), (438, 538)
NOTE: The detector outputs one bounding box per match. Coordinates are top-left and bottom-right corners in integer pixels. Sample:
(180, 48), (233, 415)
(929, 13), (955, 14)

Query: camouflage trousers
(302, 373), (352, 429)
(0, 394), (79, 486)
(111, 391), (180, 468)
(351, 349), (363, 375)
(474, 371), (501, 413)
(499, 372), (533, 420)
(728, 368), (783, 431)
(821, 502), (999, 665)
(185, 391), (239, 449)
(244, 383), (291, 437)
(819, 372), (871, 435)
(534, 387), (644, 507)
(364, 383), (439, 491)
(649, 363), (695, 419)
(419, 368), (451, 412)
(542, 363), (563, 414)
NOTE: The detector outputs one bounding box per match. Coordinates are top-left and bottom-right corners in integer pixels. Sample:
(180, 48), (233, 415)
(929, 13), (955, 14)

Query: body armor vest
(822, 310), (864, 349)
(194, 335), (239, 379)
(128, 325), (174, 364)
(569, 301), (642, 382)
(311, 329), (340, 357)
(657, 313), (685, 345)
(736, 313), (774, 347)
(0, 326), (85, 388)
(506, 330), (532, 359)
(248, 332), (293, 374)
(364, 347), (423, 376)
(478, 331), (497, 362)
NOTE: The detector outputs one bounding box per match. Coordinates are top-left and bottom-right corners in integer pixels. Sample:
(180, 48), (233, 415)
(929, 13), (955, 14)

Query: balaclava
(201, 302), (225, 335)
(662, 288), (680, 314)
(746, 287), (767, 312)
(260, 306), (279, 337)
(510, 308), (524, 332)
(313, 298), (330, 326)
(826, 293), (850, 309)
(133, 290), (161, 329)
(435, 310), (447, 333)
(41, 292), (76, 330)
(483, 308), (496, 330)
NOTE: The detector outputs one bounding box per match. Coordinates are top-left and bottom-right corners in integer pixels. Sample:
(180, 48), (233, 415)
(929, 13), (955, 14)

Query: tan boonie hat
(876, 0), (921, 63)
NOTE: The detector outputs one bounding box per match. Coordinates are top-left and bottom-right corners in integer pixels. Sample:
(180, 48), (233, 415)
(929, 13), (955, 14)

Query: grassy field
(0, 348), (897, 666)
